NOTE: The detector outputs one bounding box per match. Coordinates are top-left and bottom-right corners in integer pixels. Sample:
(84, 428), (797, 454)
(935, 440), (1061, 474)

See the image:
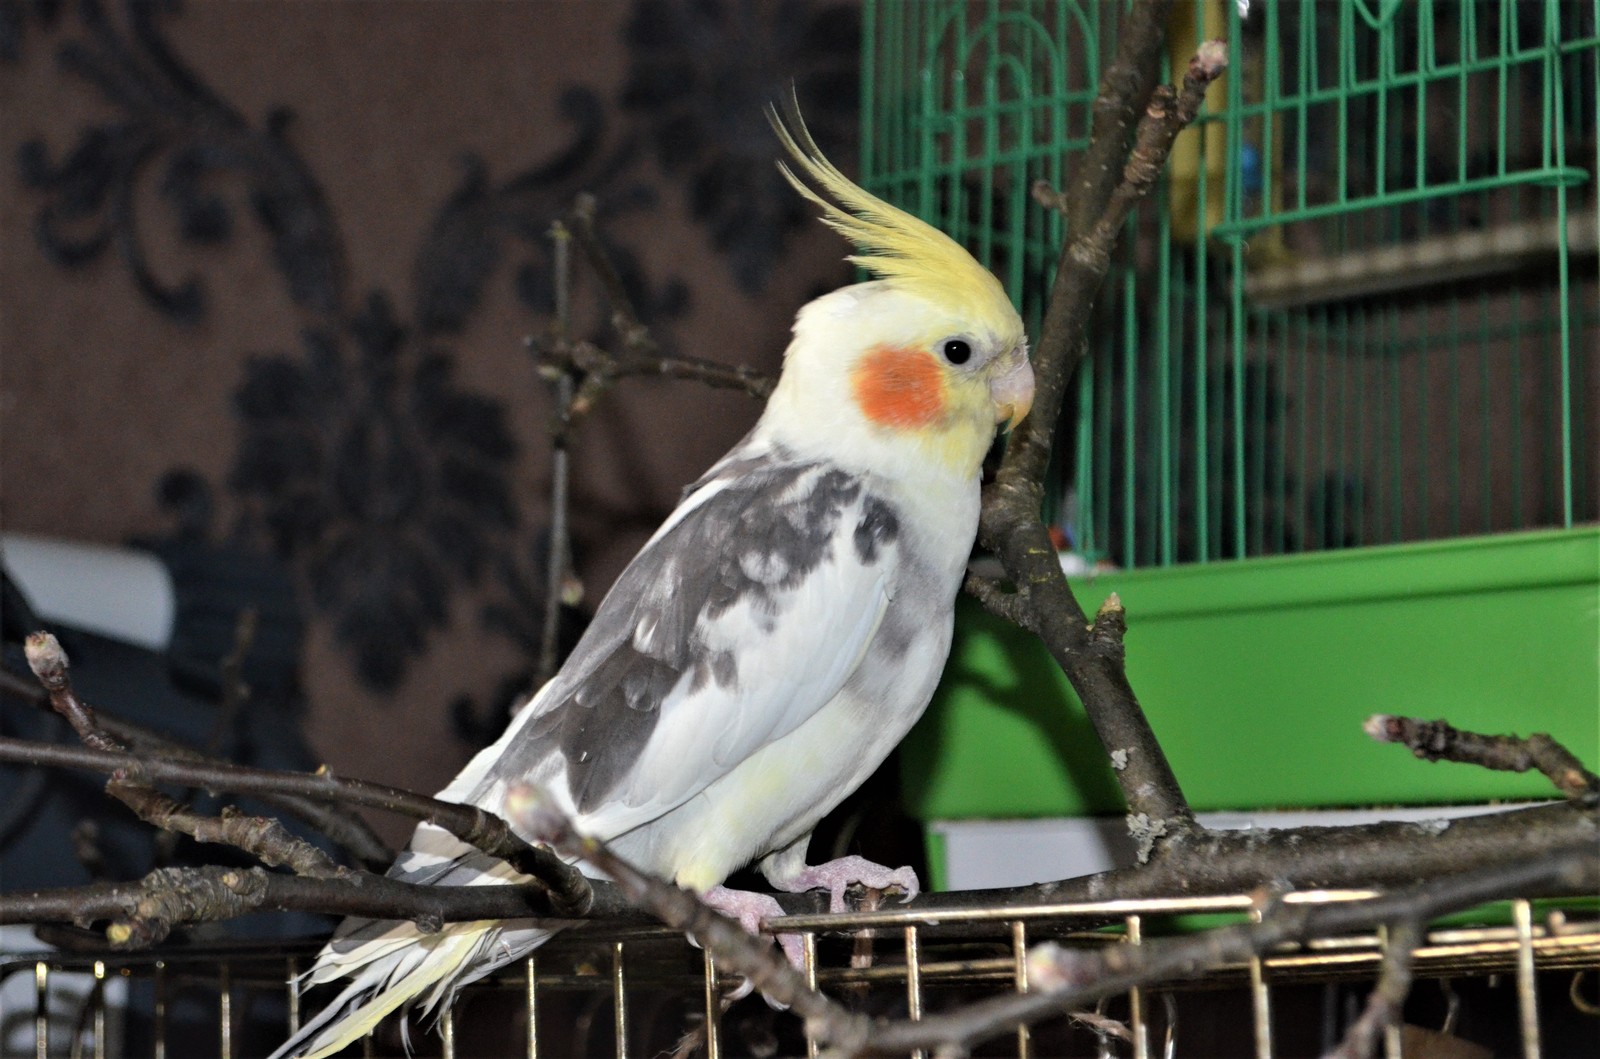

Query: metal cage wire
(862, 0), (1599, 568)
(5, 891), (1598, 1058)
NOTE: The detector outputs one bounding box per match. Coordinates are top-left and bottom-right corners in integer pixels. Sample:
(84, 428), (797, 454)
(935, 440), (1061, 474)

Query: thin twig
(1066, 0), (1176, 240)
(1322, 918), (1421, 1059)
(0, 864), (644, 948)
(539, 218), (577, 687)
(568, 193), (652, 354)
(960, 572), (1033, 629)
(0, 666), (49, 704)
(536, 337), (775, 423)
(26, 632), (343, 877)
(1071, 42), (1230, 275)
(24, 633), (120, 753)
(209, 605), (257, 756)
(507, 783), (872, 1053)
(0, 726), (592, 914)
(44, 630), (537, 891)
(128, 785), (347, 877)
(529, 194), (773, 429)
(1366, 715), (1600, 800)
(104, 713), (395, 869)
(156, 606), (258, 867)
(5, 659), (393, 867)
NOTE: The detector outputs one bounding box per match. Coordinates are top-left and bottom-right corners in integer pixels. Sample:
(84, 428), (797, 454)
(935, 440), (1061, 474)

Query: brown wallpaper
(2, 0), (859, 843)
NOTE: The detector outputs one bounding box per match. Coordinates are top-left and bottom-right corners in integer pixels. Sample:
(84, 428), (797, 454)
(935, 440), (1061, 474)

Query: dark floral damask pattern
(9, 0), (857, 696)
(12, 0), (343, 321)
(230, 295), (518, 690)
(623, 0), (859, 292)
(415, 87), (689, 345)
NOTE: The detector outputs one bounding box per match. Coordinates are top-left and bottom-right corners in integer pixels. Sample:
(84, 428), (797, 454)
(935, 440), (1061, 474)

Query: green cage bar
(862, 0), (1598, 569)
(866, 1), (1600, 854)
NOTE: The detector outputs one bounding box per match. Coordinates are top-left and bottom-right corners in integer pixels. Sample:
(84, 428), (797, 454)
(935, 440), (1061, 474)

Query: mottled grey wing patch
(485, 453), (902, 815)
(854, 497), (900, 562)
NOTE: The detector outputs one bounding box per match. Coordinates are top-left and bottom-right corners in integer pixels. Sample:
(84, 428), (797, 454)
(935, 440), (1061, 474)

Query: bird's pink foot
(766, 854), (920, 913)
(701, 885), (807, 973)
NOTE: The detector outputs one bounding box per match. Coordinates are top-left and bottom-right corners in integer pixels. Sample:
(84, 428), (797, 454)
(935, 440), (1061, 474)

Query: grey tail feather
(265, 973), (379, 1059)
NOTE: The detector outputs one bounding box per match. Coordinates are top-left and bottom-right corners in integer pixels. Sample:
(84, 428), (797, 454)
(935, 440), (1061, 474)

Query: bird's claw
(770, 854), (921, 913)
(698, 858), (920, 1000)
(701, 885), (808, 995)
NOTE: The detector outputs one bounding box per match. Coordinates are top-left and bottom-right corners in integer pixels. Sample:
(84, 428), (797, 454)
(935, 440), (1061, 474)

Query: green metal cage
(863, 0), (1598, 569)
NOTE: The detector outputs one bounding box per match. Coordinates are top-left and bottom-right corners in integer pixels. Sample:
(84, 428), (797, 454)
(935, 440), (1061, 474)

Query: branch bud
(1363, 714), (1401, 742)
(24, 631), (68, 687)
(504, 782), (569, 846)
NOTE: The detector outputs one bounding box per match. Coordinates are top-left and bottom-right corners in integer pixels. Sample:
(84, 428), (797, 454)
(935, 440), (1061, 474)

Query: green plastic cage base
(902, 526), (1600, 823)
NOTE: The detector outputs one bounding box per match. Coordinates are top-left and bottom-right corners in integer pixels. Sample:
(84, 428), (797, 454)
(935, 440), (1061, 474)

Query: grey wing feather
(480, 443), (895, 816)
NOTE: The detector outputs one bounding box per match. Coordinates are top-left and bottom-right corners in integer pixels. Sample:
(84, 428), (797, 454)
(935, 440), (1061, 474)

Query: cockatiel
(271, 103), (1032, 1059)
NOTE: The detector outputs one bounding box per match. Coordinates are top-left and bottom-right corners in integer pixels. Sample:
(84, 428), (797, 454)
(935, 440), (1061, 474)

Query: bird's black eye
(942, 338), (972, 365)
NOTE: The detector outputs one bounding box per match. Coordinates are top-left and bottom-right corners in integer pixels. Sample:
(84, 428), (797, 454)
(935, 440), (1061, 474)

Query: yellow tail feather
(286, 928), (482, 1059)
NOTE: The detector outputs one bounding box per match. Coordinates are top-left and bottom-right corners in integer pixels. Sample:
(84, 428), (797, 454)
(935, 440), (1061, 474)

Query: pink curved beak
(989, 346), (1035, 432)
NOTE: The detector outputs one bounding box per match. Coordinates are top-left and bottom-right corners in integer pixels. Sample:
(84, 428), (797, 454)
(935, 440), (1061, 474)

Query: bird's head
(758, 103), (1034, 481)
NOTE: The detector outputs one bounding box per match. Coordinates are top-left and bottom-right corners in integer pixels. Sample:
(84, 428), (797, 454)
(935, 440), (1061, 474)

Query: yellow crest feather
(767, 96), (1021, 341)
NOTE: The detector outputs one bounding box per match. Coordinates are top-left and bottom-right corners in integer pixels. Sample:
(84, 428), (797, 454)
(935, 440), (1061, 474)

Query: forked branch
(11, 632), (593, 915)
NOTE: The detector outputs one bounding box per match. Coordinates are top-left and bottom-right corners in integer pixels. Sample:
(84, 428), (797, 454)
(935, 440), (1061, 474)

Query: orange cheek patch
(851, 345), (946, 429)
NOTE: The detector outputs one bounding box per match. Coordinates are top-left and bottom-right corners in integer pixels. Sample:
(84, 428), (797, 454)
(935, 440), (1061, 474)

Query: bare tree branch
(25, 632), (345, 878)
(123, 786), (347, 879)
(1, 864), (645, 947)
(960, 571), (1033, 628)
(913, 717), (1598, 907)
(15, 632), (590, 911)
(1322, 918), (1421, 1059)
(531, 193), (773, 427)
(849, 843), (1597, 1057)
(537, 218), (578, 687)
(1366, 714), (1600, 800)
(209, 605), (257, 756)
(568, 192), (652, 354)
(976, 35), (1230, 841)
(1, 664), (394, 869)
(537, 337), (776, 422)
(1066, 0), (1177, 238)
(24, 633), (120, 753)
(902, 797), (1598, 910)
(0, 731), (594, 916)
(508, 784), (874, 1052)
(153, 606), (257, 868)
(110, 713), (396, 870)
(10, 732), (1592, 933)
